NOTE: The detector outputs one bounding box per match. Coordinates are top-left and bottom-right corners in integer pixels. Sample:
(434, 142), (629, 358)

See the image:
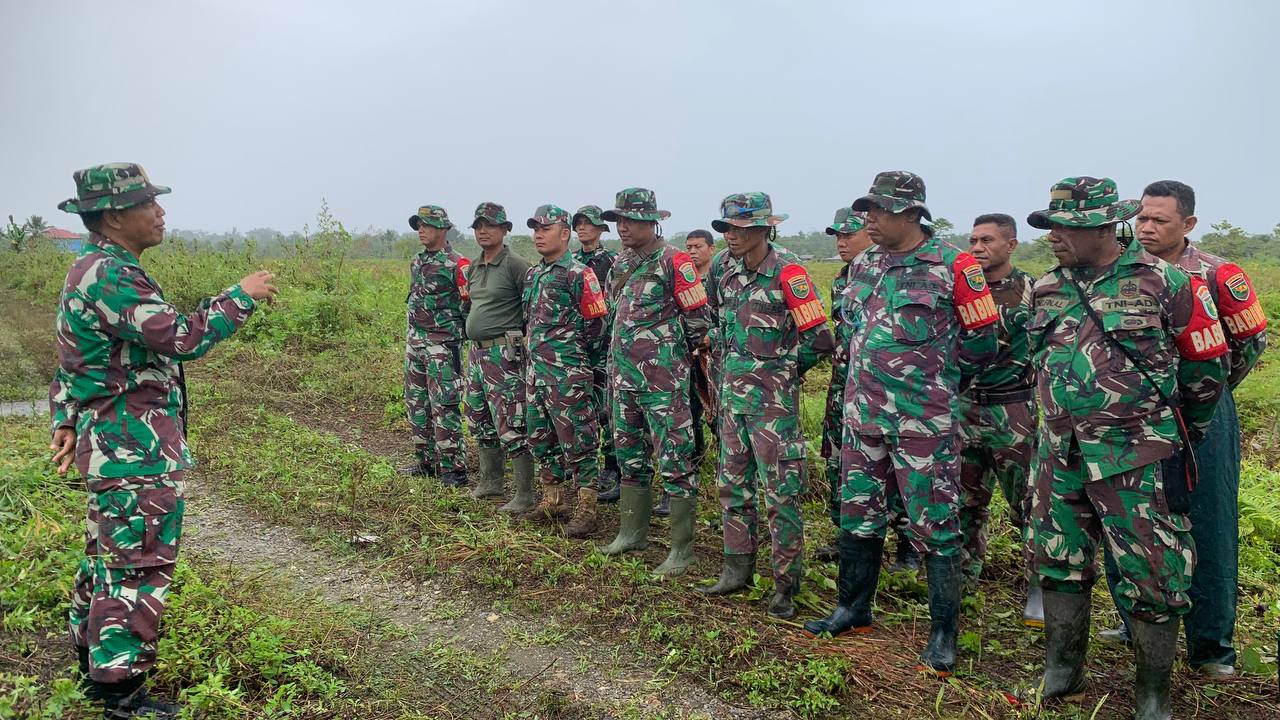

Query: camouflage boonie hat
(1026, 177), (1140, 230)
(711, 192), (788, 233)
(600, 187), (671, 222)
(851, 170), (932, 220)
(572, 205), (610, 231)
(58, 163), (171, 214)
(526, 204), (572, 229)
(825, 207), (866, 236)
(471, 201), (513, 231)
(409, 205), (453, 230)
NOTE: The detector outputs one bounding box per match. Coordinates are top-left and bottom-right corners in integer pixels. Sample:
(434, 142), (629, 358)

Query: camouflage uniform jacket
(48, 233), (256, 478)
(1170, 242), (1267, 388)
(966, 267), (1036, 394)
(841, 234), (999, 437)
(574, 245), (617, 352)
(1028, 239), (1229, 480)
(830, 259), (857, 374)
(523, 253), (607, 386)
(606, 242), (713, 392)
(711, 244), (834, 417)
(407, 244), (470, 347)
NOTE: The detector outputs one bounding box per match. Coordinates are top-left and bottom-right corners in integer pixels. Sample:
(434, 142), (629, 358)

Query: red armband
(1176, 278), (1229, 360)
(1215, 263), (1267, 339)
(951, 253), (998, 330)
(580, 268), (607, 319)
(779, 264), (827, 331)
(672, 252), (708, 311)
(456, 257), (471, 301)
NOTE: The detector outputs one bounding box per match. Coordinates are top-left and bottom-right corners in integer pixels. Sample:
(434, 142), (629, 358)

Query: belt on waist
(474, 334), (524, 349)
(969, 386), (1035, 405)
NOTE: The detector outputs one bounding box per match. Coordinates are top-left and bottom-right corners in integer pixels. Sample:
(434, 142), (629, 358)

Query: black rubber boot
(97, 675), (180, 719)
(652, 491), (671, 517)
(440, 469), (469, 488)
(698, 553), (756, 596)
(598, 456), (621, 503)
(1130, 618), (1178, 720)
(75, 646), (103, 702)
(888, 534), (922, 573)
(802, 533), (883, 637)
(813, 541), (839, 563)
(918, 554), (961, 676)
(1041, 590), (1090, 700)
(397, 447), (434, 477)
(768, 567), (802, 619)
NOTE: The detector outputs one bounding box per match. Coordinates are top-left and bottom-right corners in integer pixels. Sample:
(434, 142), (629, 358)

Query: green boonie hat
(471, 201), (513, 231)
(851, 170), (932, 221)
(711, 192), (788, 233)
(527, 204), (571, 229)
(825, 207), (866, 236)
(1026, 177), (1140, 230)
(600, 187), (671, 222)
(58, 162), (171, 214)
(572, 205), (610, 231)
(409, 205), (452, 230)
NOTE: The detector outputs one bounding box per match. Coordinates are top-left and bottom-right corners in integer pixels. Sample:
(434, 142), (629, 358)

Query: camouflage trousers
(840, 431), (963, 557)
(69, 472), (184, 683)
(820, 361), (847, 528)
(404, 340), (465, 472)
(718, 411), (806, 593)
(613, 389), (697, 498)
(958, 398), (1037, 582)
(527, 379), (599, 488)
(591, 367), (616, 465)
(464, 342), (528, 456)
(1030, 434), (1194, 623)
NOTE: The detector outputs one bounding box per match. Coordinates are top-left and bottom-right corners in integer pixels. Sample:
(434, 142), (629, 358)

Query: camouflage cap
(1026, 177), (1140, 230)
(58, 162), (171, 215)
(599, 188), (671, 222)
(408, 205), (453, 230)
(851, 170), (932, 221)
(710, 192), (788, 233)
(825, 207), (867, 236)
(471, 201), (513, 231)
(572, 204), (610, 231)
(526, 204), (572, 229)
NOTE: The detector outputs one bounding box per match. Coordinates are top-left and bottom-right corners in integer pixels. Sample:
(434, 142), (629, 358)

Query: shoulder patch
(950, 252), (997, 330)
(1214, 263), (1267, 339)
(1176, 276), (1230, 361)
(579, 268), (607, 319)
(779, 264), (827, 331)
(671, 251), (708, 311)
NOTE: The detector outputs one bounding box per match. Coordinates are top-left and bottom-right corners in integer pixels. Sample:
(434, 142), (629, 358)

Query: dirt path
(183, 478), (770, 720)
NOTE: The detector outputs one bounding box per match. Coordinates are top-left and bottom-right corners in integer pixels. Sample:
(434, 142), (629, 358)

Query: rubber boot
(1098, 623), (1132, 645)
(918, 554), (962, 676)
(440, 469), (469, 488)
(653, 496), (696, 576)
(600, 484), (651, 555)
(653, 491), (671, 517)
(498, 452), (536, 514)
(803, 533), (884, 637)
(523, 484), (570, 521)
(1040, 590), (1090, 700)
(888, 534), (922, 573)
(471, 446), (505, 499)
(813, 541), (839, 563)
(397, 447), (434, 477)
(768, 567), (802, 619)
(75, 646), (103, 702)
(97, 675), (180, 720)
(1023, 583), (1046, 629)
(1130, 618), (1178, 720)
(565, 488), (600, 538)
(698, 553), (756, 596)
(598, 456), (621, 503)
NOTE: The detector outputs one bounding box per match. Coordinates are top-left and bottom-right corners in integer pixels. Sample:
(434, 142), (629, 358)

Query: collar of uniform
(730, 243), (782, 278)
(475, 245), (509, 267)
(86, 232), (140, 265)
(537, 252), (574, 272)
(866, 234), (942, 266)
(989, 266), (1029, 288)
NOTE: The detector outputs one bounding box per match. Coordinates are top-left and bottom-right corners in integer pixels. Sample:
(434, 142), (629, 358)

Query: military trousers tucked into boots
(527, 380), (599, 488)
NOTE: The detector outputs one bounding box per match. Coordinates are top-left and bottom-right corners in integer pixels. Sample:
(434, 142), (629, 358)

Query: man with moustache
(463, 202), (535, 511)
(697, 193), (833, 619)
(521, 205), (609, 536)
(401, 205), (471, 486)
(1096, 180), (1267, 678)
(598, 188), (713, 577)
(958, 213), (1041, 625)
(1023, 177), (1228, 718)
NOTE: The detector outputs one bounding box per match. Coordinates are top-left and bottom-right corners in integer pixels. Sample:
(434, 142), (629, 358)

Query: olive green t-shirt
(465, 246), (531, 341)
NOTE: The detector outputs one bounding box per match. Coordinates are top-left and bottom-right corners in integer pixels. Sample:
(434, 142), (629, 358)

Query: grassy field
(1, 234), (1278, 718)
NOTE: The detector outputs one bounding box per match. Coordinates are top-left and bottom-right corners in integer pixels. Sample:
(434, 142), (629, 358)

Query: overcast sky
(3, 0), (1276, 238)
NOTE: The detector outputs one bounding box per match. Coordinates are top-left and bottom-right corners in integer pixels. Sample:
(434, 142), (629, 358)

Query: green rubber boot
(471, 446), (506, 499)
(600, 484), (651, 555)
(653, 496), (696, 576)
(1131, 618), (1178, 720)
(698, 553), (757, 595)
(498, 452), (536, 514)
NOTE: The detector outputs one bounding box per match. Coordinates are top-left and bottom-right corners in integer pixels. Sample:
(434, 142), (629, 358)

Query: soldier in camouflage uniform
(1023, 177), (1228, 719)
(696, 193), (833, 619)
(803, 172), (998, 679)
(572, 205), (622, 503)
(958, 213), (1042, 625)
(597, 188), (713, 577)
(50, 163), (278, 718)
(402, 205), (471, 486)
(814, 207), (870, 563)
(521, 205), (609, 536)
(1096, 180), (1268, 677)
(462, 202), (536, 511)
